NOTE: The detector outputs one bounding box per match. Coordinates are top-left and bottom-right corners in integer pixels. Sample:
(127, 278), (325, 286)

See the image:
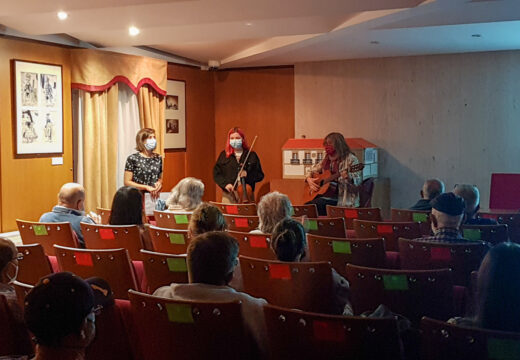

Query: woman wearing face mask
(213, 127), (264, 203)
(0, 238), (22, 321)
(305, 132), (362, 216)
(124, 128), (163, 200)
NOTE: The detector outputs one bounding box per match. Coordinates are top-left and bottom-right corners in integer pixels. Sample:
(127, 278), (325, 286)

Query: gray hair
(257, 191), (292, 234)
(453, 184), (480, 215)
(166, 177), (205, 211)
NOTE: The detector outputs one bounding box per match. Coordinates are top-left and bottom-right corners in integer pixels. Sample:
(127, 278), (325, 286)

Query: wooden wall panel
(295, 51), (520, 209)
(0, 38), (73, 231)
(213, 67), (295, 201)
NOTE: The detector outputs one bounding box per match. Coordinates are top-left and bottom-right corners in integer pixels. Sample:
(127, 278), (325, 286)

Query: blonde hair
(135, 128), (155, 152)
(188, 203), (227, 236)
(166, 177), (205, 211)
(257, 191), (292, 234)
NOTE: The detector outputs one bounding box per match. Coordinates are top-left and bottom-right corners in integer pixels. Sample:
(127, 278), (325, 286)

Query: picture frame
(12, 60), (63, 155)
(164, 79), (186, 150)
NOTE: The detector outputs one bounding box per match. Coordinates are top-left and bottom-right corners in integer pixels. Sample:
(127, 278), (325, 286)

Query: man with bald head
(409, 178), (445, 211)
(453, 184), (497, 225)
(40, 183), (97, 246)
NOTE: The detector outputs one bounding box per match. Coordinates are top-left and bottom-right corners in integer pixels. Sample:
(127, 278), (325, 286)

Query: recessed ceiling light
(245, 22), (253, 26)
(370, 41), (380, 45)
(129, 26), (140, 36)
(472, 34), (482, 38)
(57, 11), (68, 20)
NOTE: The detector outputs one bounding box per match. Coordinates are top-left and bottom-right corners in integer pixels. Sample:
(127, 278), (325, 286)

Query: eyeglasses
(92, 305), (103, 316)
(15, 253), (23, 261)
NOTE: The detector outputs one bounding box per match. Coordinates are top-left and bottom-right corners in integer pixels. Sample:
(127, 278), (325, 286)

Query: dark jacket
(409, 199), (432, 211)
(213, 150), (264, 191)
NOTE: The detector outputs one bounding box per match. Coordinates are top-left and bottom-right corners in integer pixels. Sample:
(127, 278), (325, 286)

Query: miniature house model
(282, 138), (379, 180)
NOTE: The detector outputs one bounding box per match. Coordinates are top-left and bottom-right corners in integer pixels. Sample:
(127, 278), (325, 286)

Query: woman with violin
(213, 127), (264, 203)
(305, 132), (363, 216)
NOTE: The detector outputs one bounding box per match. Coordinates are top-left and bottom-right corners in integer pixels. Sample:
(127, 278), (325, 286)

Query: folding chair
(54, 245), (139, 299)
(0, 296), (32, 357)
(240, 255), (334, 313)
(291, 204), (318, 218)
(461, 224), (509, 246)
(346, 264), (456, 325)
(326, 206), (381, 230)
(209, 202), (258, 216)
(96, 207), (112, 225)
(16, 243), (53, 285)
(128, 290), (251, 360)
(264, 304), (401, 360)
(16, 220), (78, 255)
(391, 208), (432, 236)
(477, 211), (520, 243)
(148, 225), (189, 254)
(228, 231), (277, 260)
(307, 234), (386, 277)
(81, 223), (144, 260)
(140, 250), (188, 293)
(306, 217), (347, 238)
(353, 220), (421, 251)
(421, 316), (520, 360)
(224, 215), (260, 232)
(398, 238), (489, 287)
(154, 210), (191, 230)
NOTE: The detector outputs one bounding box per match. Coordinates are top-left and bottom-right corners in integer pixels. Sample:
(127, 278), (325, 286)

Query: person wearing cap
(409, 178), (445, 211)
(452, 184), (498, 225)
(419, 192), (469, 243)
(24, 272), (100, 360)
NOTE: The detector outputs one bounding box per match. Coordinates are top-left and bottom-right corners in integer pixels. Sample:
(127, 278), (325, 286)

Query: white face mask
(145, 138), (157, 151)
(6, 261), (18, 284)
(230, 139), (242, 150)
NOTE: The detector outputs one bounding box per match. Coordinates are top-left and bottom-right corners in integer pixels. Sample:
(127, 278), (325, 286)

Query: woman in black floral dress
(124, 128), (163, 199)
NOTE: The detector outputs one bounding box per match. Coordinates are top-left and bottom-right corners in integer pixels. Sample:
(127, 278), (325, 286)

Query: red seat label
(226, 205), (239, 214)
(269, 264), (291, 280)
(313, 320), (346, 342)
(344, 209), (358, 219)
(75, 252), (93, 266)
(377, 224), (393, 234)
(250, 236), (267, 248)
(235, 218), (249, 228)
(99, 228), (115, 240)
(430, 247), (452, 261)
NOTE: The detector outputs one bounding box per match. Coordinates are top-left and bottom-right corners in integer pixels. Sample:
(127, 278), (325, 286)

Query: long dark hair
(270, 218), (306, 262)
(108, 186), (143, 225)
(324, 132), (351, 160)
(476, 242), (520, 332)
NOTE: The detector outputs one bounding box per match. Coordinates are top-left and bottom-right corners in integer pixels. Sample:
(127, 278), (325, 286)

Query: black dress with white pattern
(124, 152), (163, 186)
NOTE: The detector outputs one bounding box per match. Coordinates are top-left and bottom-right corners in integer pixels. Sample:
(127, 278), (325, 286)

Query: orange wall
(0, 38), (73, 231)
(213, 67), (295, 200)
(164, 64), (216, 201)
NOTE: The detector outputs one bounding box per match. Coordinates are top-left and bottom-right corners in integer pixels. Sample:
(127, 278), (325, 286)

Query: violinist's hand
(225, 184), (234, 193)
(306, 177), (320, 192)
(239, 170), (247, 178)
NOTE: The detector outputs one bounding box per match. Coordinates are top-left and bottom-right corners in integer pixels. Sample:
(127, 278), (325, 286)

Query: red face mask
(324, 145), (336, 156)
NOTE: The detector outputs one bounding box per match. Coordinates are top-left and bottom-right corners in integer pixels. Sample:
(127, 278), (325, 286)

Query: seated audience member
(109, 186), (152, 250)
(448, 242), (520, 332)
(253, 191), (292, 234)
(0, 238), (22, 321)
(420, 192), (468, 243)
(452, 184), (497, 225)
(154, 232), (267, 356)
(270, 218), (353, 316)
(165, 177), (205, 211)
(188, 203), (228, 238)
(40, 183), (99, 246)
(24, 272), (99, 360)
(409, 179), (445, 211)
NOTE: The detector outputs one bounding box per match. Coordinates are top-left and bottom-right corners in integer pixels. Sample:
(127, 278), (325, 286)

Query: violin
(230, 136), (258, 204)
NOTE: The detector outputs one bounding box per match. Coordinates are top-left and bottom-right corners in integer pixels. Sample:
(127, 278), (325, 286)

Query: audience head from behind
(187, 231), (238, 286)
(166, 177), (205, 211)
(422, 179), (445, 200)
(188, 202), (227, 238)
(270, 218), (307, 262)
(0, 238), (19, 285)
(58, 183), (86, 212)
(24, 272), (98, 359)
(430, 192), (465, 232)
(257, 191), (293, 234)
(476, 242), (520, 332)
(452, 184), (495, 226)
(109, 186), (143, 225)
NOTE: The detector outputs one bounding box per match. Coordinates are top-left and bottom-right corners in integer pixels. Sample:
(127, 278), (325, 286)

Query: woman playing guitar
(213, 127), (264, 203)
(305, 132), (363, 215)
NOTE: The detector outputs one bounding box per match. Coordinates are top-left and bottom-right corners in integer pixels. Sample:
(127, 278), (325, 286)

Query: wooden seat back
(264, 304), (401, 360)
(239, 255), (334, 313)
(224, 215), (260, 232)
(307, 234), (386, 277)
(228, 231), (277, 260)
(353, 220), (421, 251)
(96, 207), (111, 225)
(477, 211), (520, 242)
(148, 225), (190, 254)
(391, 208), (432, 235)
(16, 220), (77, 255)
(398, 238), (489, 286)
(326, 206), (382, 229)
(128, 290), (249, 360)
(81, 223), (144, 260)
(291, 204), (318, 218)
(54, 245), (139, 299)
(0, 295), (32, 357)
(153, 211), (191, 230)
(12, 281), (33, 309)
(16, 244), (53, 285)
(209, 202), (258, 216)
(140, 250), (188, 293)
(461, 224), (509, 245)
(306, 217), (347, 238)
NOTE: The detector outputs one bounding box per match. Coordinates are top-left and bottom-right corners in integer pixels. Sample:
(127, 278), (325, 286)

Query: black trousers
(306, 196), (338, 216)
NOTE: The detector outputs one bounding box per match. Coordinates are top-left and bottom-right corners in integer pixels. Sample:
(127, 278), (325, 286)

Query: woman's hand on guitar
(306, 177), (320, 192)
(225, 184), (234, 193)
(239, 170), (247, 178)
(346, 182), (360, 193)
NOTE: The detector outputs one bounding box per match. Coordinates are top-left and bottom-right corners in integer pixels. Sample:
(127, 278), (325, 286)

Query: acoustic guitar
(303, 163), (365, 204)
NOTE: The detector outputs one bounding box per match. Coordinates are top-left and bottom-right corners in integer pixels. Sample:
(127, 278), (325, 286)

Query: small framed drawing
(164, 79), (186, 150)
(12, 60), (63, 155)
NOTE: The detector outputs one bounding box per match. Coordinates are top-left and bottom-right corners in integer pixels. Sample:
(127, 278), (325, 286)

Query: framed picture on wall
(164, 79), (186, 150)
(12, 60), (63, 155)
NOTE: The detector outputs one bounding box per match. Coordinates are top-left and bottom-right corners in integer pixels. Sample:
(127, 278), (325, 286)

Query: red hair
(225, 127), (249, 158)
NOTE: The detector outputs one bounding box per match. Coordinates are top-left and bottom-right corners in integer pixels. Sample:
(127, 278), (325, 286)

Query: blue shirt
(39, 206), (94, 246)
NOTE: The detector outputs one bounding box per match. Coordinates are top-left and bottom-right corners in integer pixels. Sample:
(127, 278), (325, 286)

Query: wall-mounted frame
(12, 60), (63, 155)
(164, 79), (186, 150)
